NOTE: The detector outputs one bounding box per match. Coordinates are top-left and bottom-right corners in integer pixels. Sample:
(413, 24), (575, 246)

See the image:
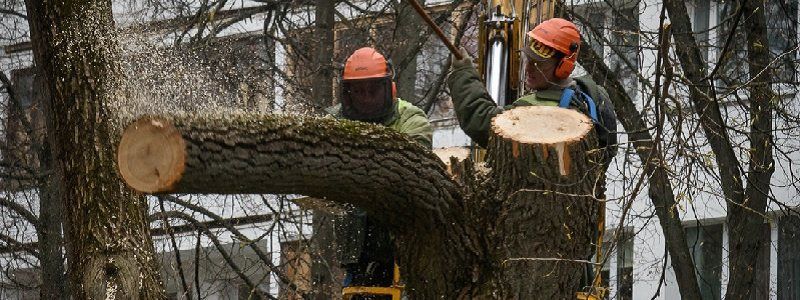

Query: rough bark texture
(23, 0), (165, 298)
(725, 1), (775, 299)
(118, 105), (603, 298)
(119, 114), (482, 298)
(392, 0), (423, 102)
(311, 0), (335, 110)
(36, 89), (68, 299)
(576, 23), (703, 299)
(310, 2), (339, 297)
(488, 107), (600, 298)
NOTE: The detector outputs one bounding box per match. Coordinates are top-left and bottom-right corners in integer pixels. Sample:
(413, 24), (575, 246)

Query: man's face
(341, 78), (391, 119)
(524, 56), (559, 90)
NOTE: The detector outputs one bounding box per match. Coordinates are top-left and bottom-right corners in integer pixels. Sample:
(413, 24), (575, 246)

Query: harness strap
(559, 88), (599, 123)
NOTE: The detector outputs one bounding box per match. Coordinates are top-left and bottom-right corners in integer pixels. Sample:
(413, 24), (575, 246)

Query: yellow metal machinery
(342, 263), (403, 300)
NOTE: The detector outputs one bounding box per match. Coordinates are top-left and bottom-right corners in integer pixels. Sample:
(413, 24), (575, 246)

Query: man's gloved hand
(451, 47), (475, 71)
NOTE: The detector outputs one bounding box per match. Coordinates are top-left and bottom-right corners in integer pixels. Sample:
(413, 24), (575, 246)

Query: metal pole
(406, 0), (464, 60)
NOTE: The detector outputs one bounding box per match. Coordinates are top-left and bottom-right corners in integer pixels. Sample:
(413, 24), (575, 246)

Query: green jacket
(447, 62), (611, 148)
(328, 98), (433, 148)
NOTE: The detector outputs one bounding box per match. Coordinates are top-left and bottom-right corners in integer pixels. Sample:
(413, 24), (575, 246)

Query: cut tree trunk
(117, 106), (603, 298)
(488, 107), (601, 298)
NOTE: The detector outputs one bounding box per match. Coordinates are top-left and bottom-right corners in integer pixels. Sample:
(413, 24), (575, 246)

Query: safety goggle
(527, 39), (557, 59)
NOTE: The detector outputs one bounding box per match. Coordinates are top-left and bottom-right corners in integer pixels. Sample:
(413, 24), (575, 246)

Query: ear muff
(554, 42), (579, 79)
(554, 58), (576, 79)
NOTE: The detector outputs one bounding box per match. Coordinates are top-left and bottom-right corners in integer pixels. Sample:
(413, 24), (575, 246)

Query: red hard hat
(343, 47), (392, 80)
(528, 18), (581, 56)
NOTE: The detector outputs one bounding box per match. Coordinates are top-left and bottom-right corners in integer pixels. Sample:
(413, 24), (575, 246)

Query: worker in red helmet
(448, 18), (617, 163)
(328, 47), (432, 295)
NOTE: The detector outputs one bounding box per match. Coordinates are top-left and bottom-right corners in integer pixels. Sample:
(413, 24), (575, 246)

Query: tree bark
(725, 1), (775, 299)
(118, 106), (603, 298)
(310, 2), (339, 297)
(24, 0), (165, 298)
(34, 73), (68, 299)
(488, 107), (600, 298)
(311, 0), (335, 111)
(392, 0), (424, 102)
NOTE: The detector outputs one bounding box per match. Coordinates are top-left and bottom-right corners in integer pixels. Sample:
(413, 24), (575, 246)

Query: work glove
(451, 47), (475, 72)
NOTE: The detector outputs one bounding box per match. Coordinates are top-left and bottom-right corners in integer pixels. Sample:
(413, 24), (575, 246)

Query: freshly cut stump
(488, 106), (603, 298)
(491, 105), (593, 176)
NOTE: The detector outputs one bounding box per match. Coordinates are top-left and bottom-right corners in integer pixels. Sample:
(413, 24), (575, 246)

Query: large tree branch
(118, 114), (462, 231)
(118, 105), (609, 297)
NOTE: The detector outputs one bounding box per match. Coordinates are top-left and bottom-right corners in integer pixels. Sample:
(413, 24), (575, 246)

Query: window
(779, 213), (800, 300)
(283, 27), (316, 108)
(576, 2), (639, 98)
(609, 5), (640, 98)
(599, 228), (633, 299)
(579, 9), (606, 59)
(686, 224), (723, 300)
(716, 1), (749, 89)
(692, 0), (712, 63)
(717, 0), (798, 88)
(600, 236), (611, 292)
(616, 230), (634, 300)
(765, 0), (798, 84)
(2, 68), (46, 191)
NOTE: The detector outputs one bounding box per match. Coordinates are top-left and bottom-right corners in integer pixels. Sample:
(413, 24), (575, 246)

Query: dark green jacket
(447, 63), (618, 162)
(327, 98), (433, 148)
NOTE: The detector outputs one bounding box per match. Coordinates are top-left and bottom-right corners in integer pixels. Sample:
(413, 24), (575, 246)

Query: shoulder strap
(579, 91), (599, 123)
(559, 87), (599, 123)
(558, 88), (575, 108)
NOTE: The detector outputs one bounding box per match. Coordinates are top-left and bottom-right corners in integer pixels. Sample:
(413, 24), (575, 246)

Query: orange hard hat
(526, 18), (581, 79)
(528, 18), (580, 56)
(343, 47), (392, 80)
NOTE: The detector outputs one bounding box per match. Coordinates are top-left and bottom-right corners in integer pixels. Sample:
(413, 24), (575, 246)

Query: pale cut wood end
(492, 106), (593, 145)
(117, 117), (186, 193)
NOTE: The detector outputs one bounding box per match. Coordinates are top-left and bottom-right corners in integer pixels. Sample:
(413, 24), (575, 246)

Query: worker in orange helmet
(327, 47), (432, 297)
(447, 18), (618, 286)
(448, 17), (617, 163)
(329, 47), (433, 146)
